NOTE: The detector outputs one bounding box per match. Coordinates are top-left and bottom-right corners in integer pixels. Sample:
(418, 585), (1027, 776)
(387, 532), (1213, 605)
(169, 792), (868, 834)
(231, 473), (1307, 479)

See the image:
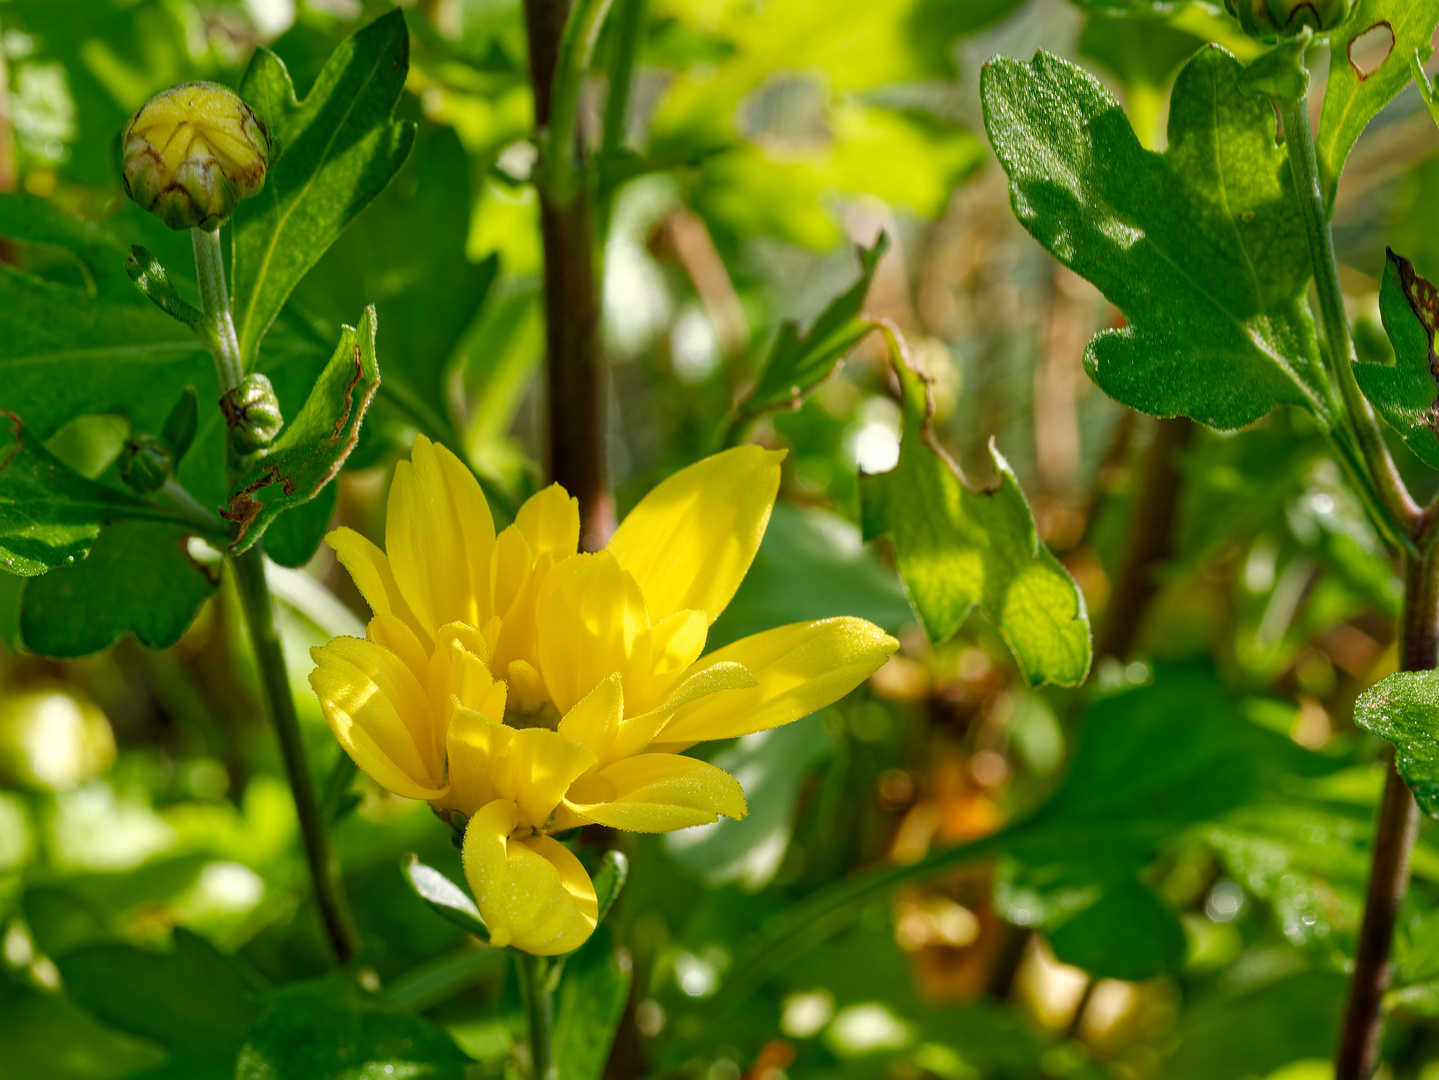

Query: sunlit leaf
(1354, 668), (1439, 815)
(1355, 249), (1439, 470)
(1318, 0), (1439, 207)
(224, 308), (380, 554)
(232, 9), (416, 368)
(402, 852), (491, 940)
(982, 46), (1329, 429)
(860, 342), (1090, 687)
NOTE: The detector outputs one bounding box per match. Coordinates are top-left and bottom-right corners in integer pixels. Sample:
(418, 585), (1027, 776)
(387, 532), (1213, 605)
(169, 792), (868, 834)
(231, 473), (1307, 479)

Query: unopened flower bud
(222, 374), (284, 454)
(122, 82), (272, 232)
(1224, 0), (1354, 38)
(118, 434), (173, 494)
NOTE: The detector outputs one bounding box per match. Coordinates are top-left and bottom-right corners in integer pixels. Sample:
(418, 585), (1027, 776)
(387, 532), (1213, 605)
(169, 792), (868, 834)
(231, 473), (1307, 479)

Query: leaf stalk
(230, 545), (359, 964)
(190, 226), (244, 392)
(515, 950), (556, 1080)
(1277, 98), (1417, 539)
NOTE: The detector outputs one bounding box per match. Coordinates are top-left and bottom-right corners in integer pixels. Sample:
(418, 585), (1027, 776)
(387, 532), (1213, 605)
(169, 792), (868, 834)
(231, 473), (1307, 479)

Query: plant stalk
(1278, 99), (1416, 538)
(515, 951), (556, 1080)
(524, 0), (615, 549)
(231, 546), (359, 963)
(190, 226), (244, 392)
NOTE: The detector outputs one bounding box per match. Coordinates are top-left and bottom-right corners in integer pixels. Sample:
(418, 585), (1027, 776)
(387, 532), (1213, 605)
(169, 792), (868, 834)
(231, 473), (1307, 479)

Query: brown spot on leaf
(221, 464), (296, 545)
(330, 344), (364, 441)
(1349, 22), (1394, 81)
(1391, 248), (1439, 437)
(0, 410), (23, 471)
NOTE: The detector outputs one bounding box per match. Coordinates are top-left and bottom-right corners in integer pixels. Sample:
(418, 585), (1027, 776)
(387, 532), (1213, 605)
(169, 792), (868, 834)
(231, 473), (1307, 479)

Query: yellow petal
(656, 617), (898, 747)
(310, 638), (445, 800)
(516, 484), (580, 560)
(367, 615), (428, 684)
(537, 551), (650, 715)
(327, 528), (429, 648)
(495, 729), (598, 829)
(442, 705), (510, 817)
(556, 673), (624, 760)
(607, 445), (784, 624)
(420, 623), (498, 766)
(507, 659), (550, 716)
(609, 660), (755, 762)
(385, 435), (496, 636)
(462, 799), (598, 955)
(490, 524), (533, 624)
(564, 753), (747, 832)
(625, 608), (709, 715)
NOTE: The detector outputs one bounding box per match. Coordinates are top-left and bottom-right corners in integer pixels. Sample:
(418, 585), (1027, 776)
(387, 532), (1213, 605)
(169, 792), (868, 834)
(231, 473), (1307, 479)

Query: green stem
(1278, 99), (1417, 537)
(190, 226), (244, 391)
(540, 0), (616, 207)
(231, 546), (358, 963)
(514, 951), (556, 1080)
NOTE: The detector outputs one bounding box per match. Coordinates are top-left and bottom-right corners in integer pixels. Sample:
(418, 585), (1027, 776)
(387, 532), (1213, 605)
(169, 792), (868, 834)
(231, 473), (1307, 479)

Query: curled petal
(607, 445), (783, 624)
(656, 617), (898, 747)
(310, 637), (445, 800)
(443, 706), (596, 827)
(462, 799), (598, 955)
(564, 753), (747, 832)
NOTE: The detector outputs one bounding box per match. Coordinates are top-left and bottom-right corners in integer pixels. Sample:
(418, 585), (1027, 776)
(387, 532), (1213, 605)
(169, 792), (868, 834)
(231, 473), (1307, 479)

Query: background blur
(4, 1), (1439, 1076)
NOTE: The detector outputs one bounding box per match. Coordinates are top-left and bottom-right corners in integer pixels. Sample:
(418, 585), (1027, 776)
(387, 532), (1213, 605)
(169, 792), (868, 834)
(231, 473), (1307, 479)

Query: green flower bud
(118, 433), (174, 494)
(122, 82), (273, 232)
(222, 374), (285, 454)
(1224, 0), (1354, 39)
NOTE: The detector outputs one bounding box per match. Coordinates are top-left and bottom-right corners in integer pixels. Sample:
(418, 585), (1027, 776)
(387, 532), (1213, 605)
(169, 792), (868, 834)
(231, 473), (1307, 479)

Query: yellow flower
(310, 437), (898, 954)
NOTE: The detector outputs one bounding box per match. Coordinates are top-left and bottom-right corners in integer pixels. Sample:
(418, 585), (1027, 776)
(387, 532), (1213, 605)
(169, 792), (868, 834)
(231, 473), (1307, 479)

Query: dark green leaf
(125, 246), (201, 328)
(161, 387), (200, 463)
(55, 929), (260, 1080)
(707, 501), (913, 651)
(1355, 249), (1439, 470)
(297, 126), (498, 445)
(553, 926), (631, 1080)
(232, 9), (417, 368)
(1046, 879), (1187, 980)
(0, 416), (188, 576)
(224, 308), (380, 553)
(860, 343), (1090, 687)
(1318, 0), (1439, 206)
(1079, 14), (1207, 143)
(1354, 668), (1439, 815)
(981, 47), (1329, 430)
(20, 519), (218, 657)
(730, 234), (886, 434)
(402, 853), (490, 940)
(263, 482), (338, 569)
(235, 975), (471, 1080)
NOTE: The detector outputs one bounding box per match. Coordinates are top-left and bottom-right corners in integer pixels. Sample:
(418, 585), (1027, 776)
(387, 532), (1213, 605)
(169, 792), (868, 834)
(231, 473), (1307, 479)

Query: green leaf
(860, 343), (1090, 687)
(728, 234), (886, 435)
(402, 853), (491, 940)
(235, 975), (471, 1080)
(1046, 879), (1187, 980)
(1079, 14), (1207, 144)
(1354, 249), (1439, 470)
(161, 387), (200, 463)
(20, 520), (218, 657)
(981, 47), (1329, 430)
(0, 415), (189, 576)
(297, 126), (498, 447)
(1318, 0), (1439, 206)
(591, 849), (629, 926)
(232, 9), (417, 368)
(1353, 668), (1439, 815)
(125, 246), (201, 329)
(55, 929), (261, 1080)
(263, 482), (338, 569)
(664, 711), (834, 889)
(553, 926), (631, 1080)
(224, 308), (380, 553)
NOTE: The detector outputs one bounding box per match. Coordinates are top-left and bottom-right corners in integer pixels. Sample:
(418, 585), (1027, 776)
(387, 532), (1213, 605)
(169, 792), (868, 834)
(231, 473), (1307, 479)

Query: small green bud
(222, 374), (285, 454)
(1224, 0), (1354, 39)
(122, 82), (273, 232)
(118, 434), (174, 494)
